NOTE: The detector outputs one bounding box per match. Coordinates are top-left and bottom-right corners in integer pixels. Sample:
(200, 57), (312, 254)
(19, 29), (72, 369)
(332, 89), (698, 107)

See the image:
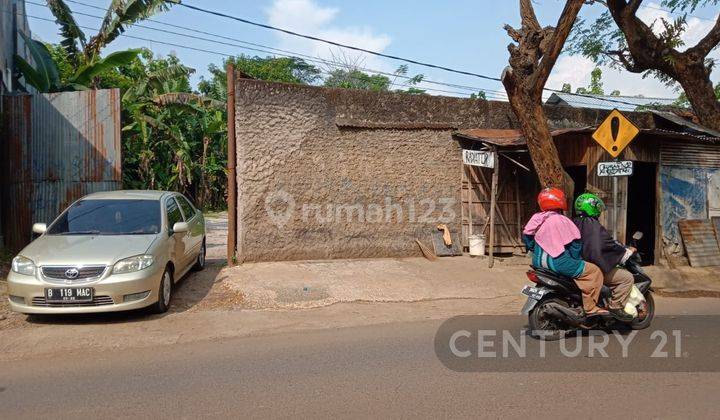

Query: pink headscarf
(523, 211), (581, 258)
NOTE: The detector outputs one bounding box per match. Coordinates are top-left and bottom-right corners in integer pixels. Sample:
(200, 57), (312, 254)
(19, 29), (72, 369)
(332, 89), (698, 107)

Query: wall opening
(565, 165), (587, 216)
(626, 162), (657, 264)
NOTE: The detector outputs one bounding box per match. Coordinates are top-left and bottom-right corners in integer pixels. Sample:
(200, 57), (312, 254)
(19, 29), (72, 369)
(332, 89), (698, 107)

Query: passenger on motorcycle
(573, 193), (635, 321)
(522, 188), (608, 316)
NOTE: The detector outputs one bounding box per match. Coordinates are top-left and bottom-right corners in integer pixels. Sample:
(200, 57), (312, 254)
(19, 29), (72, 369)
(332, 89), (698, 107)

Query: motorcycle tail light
(526, 271), (539, 283)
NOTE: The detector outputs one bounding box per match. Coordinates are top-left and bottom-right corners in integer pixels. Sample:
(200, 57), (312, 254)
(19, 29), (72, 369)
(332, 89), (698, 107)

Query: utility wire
(173, 1), (680, 108)
(20, 13), (491, 97)
(35, 0), (509, 99)
(25, 2), (686, 107)
(54, 0), (687, 107)
(175, 1), (504, 83)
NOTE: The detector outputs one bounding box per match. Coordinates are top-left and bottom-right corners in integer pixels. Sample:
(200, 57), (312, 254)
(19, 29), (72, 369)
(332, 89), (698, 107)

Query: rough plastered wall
(233, 79), (623, 262)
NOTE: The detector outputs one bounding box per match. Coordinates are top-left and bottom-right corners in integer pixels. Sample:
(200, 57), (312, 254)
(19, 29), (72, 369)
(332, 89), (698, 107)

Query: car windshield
(47, 199), (161, 235)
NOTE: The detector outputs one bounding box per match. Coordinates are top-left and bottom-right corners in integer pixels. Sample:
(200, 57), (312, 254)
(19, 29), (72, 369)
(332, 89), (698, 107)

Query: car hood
(19, 234), (160, 266)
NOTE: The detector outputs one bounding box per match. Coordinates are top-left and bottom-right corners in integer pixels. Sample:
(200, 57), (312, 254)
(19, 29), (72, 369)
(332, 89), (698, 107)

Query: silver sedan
(7, 190), (206, 314)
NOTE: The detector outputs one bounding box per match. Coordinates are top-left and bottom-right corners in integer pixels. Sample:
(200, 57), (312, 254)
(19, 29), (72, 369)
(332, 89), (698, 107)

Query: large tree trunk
(502, 0), (584, 201)
(503, 78), (567, 189)
(675, 62), (720, 131)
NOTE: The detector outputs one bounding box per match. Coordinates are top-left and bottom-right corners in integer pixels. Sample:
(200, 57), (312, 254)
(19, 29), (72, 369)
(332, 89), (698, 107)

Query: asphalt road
(2, 313), (719, 419)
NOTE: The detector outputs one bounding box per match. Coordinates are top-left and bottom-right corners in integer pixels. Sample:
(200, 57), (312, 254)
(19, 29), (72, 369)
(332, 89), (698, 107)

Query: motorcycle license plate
(521, 285), (548, 301)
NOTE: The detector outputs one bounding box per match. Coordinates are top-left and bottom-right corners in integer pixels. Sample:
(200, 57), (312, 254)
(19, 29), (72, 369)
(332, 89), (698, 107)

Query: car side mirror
(32, 223), (47, 234)
(172, 222), (189, 234)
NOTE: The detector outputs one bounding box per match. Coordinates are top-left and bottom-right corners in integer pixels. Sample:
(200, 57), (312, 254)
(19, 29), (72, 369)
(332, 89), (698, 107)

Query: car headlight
(12, 256), (36, 276)
(113, 255), (155, 274)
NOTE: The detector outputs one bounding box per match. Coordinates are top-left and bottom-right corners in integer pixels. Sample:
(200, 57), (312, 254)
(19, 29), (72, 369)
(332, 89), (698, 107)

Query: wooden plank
(678, 219), (720, 267)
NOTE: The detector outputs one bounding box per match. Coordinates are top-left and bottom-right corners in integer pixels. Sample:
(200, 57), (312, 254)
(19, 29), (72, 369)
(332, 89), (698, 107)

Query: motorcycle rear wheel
(630, 292), (655, 330)
(528, 298), (571, 341)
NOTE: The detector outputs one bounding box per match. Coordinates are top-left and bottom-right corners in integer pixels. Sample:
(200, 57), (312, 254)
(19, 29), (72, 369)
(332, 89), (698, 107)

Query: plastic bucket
(468, 234), (486, 256)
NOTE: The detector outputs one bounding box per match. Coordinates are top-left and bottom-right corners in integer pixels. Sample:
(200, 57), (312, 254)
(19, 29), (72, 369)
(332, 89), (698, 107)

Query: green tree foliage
(324, 68), (391, 91)
(16, 0), (176, 92)
(198, 55), (321, 101)
(561, 67), (619, 96)
(568, 0), (718, 85)
(15, 31), (140, 92)
(120, 51), (228, 209)
(575, 67), (605, 95)
(323, 64), (426, 94)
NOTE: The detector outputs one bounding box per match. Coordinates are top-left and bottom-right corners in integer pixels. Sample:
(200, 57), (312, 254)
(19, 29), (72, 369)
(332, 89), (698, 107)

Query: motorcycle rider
(573, 193), (635, 321)
(523, 188), (608, 316)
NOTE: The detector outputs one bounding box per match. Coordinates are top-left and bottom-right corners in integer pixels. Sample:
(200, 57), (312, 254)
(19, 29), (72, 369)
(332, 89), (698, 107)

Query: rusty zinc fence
(0, 89), (121, 252)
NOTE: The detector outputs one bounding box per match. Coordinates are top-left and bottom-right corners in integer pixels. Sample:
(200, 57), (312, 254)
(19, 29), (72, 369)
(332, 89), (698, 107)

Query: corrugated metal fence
(0, 89), (121, 252)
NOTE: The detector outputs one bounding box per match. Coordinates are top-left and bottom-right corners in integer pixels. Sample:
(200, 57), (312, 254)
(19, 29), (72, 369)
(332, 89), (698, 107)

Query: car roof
(80, 190), (175, 201)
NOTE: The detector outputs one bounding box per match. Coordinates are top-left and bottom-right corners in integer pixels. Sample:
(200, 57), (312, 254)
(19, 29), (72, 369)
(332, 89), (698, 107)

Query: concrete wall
(233, 79), (636, 262)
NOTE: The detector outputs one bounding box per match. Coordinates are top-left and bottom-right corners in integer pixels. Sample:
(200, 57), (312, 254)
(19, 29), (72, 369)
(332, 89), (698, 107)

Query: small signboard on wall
(598, 160), (633, 177)
(462, 149), (494, 168)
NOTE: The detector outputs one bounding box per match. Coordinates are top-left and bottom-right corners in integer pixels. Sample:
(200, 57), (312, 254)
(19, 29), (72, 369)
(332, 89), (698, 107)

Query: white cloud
(636, 2), (719, 51)
(266, 0), (392, 73)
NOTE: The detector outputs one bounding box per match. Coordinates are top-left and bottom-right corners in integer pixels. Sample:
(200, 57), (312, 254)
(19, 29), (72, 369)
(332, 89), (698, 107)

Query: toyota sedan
(7, 190), (206, 314)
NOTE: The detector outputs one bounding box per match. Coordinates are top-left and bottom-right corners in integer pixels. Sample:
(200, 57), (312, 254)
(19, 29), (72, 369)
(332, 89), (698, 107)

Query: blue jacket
(523, 234), (585, 278)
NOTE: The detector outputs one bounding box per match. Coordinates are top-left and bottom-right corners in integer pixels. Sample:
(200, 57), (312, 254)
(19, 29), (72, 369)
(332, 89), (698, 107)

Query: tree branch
(627, 0), (643, 15)
(519, 0), (542, 32)
(688, 15), (720, 60)
(533, 0), (585, 91)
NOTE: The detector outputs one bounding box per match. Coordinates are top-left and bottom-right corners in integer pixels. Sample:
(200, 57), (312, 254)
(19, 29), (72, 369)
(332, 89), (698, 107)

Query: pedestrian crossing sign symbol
(591, 109), (640, 158)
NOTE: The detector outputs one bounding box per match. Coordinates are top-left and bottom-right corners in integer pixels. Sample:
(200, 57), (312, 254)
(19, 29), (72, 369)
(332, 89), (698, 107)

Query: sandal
(585, 308), (610, 317)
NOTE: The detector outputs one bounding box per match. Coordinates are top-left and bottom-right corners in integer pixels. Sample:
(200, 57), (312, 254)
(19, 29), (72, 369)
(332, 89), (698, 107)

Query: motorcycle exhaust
(544, 302), (585, 327)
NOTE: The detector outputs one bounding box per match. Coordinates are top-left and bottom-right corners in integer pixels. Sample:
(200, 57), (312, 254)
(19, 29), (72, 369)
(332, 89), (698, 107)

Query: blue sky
(25, 0), (720, 101)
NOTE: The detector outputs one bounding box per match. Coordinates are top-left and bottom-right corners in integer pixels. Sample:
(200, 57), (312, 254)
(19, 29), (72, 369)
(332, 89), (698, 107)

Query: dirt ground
(3, 212), (720, 360)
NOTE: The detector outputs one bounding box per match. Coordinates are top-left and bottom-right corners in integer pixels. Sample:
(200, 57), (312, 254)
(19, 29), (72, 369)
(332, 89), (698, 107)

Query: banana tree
(16, 0), (177, 92)
(15, 32), (141, 92)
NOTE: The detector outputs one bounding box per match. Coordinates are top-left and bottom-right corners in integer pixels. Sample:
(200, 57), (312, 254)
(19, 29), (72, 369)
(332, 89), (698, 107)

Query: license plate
(45, 287), (93, 302)
(521, 285), (548, 301)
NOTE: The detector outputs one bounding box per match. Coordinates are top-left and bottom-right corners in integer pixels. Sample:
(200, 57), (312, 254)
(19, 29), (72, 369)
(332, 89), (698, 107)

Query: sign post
(591, 110), (640, 239)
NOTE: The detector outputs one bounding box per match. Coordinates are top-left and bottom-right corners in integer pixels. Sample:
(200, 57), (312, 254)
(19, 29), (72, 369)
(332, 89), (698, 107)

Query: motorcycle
(520, 232), (655, 340)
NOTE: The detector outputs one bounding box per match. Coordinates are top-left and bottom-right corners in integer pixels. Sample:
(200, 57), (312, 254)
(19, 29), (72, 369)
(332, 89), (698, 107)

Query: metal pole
(226, 63), (237, 266)
(612, 175), (618, 240)
(488, 148), (499, 268)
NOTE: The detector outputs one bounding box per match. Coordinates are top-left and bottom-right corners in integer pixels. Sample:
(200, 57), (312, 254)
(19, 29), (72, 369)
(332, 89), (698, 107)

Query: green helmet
(575, 193), (605, 217)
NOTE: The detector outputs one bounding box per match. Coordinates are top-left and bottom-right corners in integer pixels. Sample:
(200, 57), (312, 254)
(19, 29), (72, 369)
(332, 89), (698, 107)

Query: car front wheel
(150, 267), (173, 314)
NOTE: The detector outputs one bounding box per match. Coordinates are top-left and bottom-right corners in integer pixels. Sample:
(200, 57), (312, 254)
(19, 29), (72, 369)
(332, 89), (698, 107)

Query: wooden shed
(454, 112), (720, 266)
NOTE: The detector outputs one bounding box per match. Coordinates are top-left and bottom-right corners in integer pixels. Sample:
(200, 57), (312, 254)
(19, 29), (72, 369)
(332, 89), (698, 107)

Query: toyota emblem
(64, 268), (80, 279)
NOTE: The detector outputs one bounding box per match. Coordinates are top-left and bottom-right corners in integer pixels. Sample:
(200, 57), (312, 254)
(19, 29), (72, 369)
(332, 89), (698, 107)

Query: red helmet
(537, 187), (568, 211)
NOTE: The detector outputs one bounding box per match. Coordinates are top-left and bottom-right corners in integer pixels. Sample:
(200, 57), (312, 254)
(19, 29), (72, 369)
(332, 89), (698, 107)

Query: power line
(20, 13), (492, 98)
(27, 1), (685, 107)
(174, 1), (679, 108)
(34, 0), (509, 99)
(176, 1), (504, 83)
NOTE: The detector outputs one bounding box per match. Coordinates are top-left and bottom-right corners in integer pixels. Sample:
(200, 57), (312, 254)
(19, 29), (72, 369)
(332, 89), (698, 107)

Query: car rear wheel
(193, 239), (206, 271)
(150, 267), (173, 314)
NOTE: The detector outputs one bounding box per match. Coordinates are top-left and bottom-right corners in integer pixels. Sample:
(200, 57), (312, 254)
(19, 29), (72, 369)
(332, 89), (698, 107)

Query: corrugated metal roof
(651, 110), (720, 139)
(546, 92), (677, 112)
(453, 129), (524, 146)
(453, 127), (595, 147)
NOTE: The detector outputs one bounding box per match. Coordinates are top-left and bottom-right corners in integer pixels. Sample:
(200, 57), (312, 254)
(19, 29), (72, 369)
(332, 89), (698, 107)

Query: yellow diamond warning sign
(591, 109), (640, 158)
